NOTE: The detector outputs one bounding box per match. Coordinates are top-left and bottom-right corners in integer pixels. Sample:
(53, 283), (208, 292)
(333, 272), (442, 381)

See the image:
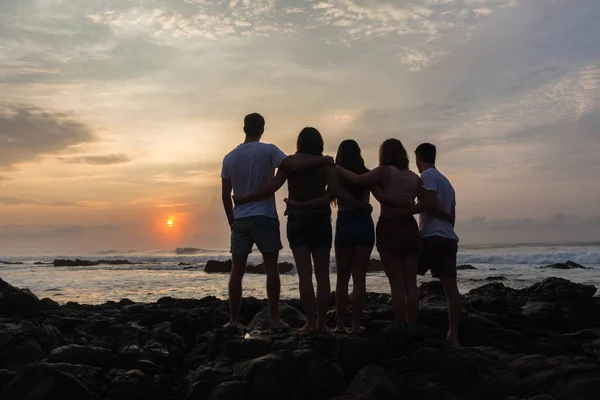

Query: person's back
(220, 112), (289, 331)
(380, 166), (419, 217)
(222, 141), (285, 219)
(286, 161), (330, 216)
(414, 142), (460, 345)
(419, 168), (458, 241)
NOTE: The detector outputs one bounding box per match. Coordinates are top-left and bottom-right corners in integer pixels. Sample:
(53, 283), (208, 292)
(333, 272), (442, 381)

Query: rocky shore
(1, 276), (600, 400)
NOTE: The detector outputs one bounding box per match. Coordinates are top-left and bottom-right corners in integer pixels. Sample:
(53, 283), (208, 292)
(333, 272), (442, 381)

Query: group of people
(220, 113), (461, 344)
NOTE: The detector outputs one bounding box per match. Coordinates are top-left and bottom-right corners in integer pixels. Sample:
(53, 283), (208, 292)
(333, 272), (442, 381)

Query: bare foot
(335, 325), (348, 334)
(447, 335), (460, 346)
(297, 322), (317, 333)
(269, 319), (290, 331)
(223, 321), (241, 330)
(351, 326), (366, 335)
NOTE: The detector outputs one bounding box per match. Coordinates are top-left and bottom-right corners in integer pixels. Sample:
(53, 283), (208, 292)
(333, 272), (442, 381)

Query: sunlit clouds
(1, 0), (599, 253)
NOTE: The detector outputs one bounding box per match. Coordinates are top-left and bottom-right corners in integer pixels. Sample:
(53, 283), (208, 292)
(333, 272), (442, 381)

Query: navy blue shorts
(335, 210), (375, 248)
(287, 214), (332, 251)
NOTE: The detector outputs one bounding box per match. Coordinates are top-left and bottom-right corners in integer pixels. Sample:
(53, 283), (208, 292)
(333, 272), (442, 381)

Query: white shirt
(419, 168), (459, 241)
(221, 142), (286, 219)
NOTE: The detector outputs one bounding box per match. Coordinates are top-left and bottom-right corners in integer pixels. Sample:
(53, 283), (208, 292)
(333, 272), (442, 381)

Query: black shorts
(418, 236), (458, 279)
(376, 216), (421, 256)
(287, 214), (332, 251)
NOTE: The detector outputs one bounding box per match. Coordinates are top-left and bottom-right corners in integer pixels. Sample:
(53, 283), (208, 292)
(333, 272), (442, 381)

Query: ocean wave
(458, 251), (600, 265)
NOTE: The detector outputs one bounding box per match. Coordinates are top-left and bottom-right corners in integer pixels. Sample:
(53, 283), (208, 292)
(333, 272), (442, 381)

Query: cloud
(0, 105), (95, 169)
(456, 213), (600, 244)
(58, 154), (131, 165)
(0, 197), (89, 207)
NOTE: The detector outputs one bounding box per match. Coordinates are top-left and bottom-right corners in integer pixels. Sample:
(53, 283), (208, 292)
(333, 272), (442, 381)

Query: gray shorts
(230, 216), (283, 255)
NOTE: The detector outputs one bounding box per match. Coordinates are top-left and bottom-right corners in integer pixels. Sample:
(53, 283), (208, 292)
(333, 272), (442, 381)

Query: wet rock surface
(1, 276), (600, 399)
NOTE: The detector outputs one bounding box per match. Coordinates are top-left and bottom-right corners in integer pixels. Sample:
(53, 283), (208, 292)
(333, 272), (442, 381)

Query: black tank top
(286, 166), (331, 216)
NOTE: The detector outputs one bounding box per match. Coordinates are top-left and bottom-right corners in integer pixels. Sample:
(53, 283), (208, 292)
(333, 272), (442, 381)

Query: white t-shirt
(419, 168), (459, 241)
(221, 142), (286, 219)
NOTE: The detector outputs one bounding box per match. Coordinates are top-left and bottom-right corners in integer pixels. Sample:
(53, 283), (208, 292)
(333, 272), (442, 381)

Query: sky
(1, 0), (599, 254)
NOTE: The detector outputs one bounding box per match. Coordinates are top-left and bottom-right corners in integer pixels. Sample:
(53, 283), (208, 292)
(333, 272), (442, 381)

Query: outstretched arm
(233, 169), (289, 205)
(326, 167), (372, 213)
(221, 178), (234, 227)
(389, 186), (454, 223)
(285, 192), (333, 209)
(280, 155), (334, 171)
(336, 166), (386, 187)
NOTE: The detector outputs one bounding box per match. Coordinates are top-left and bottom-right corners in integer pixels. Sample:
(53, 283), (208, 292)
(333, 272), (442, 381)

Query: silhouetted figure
(220, 114), (331, 330)
(337, 139), (422, 324)
(235, 127), (370, 333)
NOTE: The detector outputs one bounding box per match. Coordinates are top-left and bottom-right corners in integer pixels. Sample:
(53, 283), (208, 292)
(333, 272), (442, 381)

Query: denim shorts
(287, 214), (332, 251)
(335, 210), (375, 248)
(230, 216), (282, 255)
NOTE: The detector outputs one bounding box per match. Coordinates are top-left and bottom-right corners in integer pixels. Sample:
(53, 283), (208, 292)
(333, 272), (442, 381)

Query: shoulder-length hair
(379, 138), (409, 170)
(335, 139), (369, 174)
(297, 127), (324, 156)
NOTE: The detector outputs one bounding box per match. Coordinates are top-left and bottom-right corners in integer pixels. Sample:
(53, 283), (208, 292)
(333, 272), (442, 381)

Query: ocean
(1, 242), (599, 304)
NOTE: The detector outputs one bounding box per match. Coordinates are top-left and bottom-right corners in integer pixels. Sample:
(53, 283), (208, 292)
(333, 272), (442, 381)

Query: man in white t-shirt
(221, 113), (331, 330)
(414, 143), (461, 345)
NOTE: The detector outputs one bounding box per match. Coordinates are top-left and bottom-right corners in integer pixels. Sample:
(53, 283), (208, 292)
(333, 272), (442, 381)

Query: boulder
(242, 354), (296, 400)
(247, 305), (306, 331)
(457, 264), (477, 270)
(345, 365), (398, 399)
(0, 279), (43, 315)
(48, 345), (113, 368)
(209, 381), (247, 400)
(0, 363), (99, 400)
(204, 260), (232, 273)
(246, 262), (294, 274)
(538, 261), (589, 270)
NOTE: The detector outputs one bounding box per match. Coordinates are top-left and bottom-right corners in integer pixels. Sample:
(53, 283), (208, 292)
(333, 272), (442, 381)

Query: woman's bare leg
(380, 251), (408, 323)
(293, 246), (317, 332)
(335, 246), (354, 333)
(403, 254), (419, 323)
(312, 249), (332, 333)
(350, 245), (372, 333)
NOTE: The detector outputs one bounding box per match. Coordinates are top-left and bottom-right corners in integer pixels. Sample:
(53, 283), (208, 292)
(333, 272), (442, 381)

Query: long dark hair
(379, 138), (409, 170)
(297, 127), (324, 156)
(336, 139), (369, 201)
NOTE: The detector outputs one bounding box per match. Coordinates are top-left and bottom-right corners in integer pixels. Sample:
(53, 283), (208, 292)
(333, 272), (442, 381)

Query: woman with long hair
(288, 139), (374, 334)
(337, 139), (422, 323)
(235, 128), (370, 332)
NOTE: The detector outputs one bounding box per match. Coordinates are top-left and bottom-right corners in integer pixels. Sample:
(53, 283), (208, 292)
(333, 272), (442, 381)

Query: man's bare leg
(224, 254), (247, 328)
(440, 277), (461, 345)
(262, 250), (290, 330)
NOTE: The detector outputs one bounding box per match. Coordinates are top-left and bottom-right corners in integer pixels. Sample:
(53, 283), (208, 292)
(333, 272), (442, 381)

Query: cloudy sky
(1, 0), (599, 254)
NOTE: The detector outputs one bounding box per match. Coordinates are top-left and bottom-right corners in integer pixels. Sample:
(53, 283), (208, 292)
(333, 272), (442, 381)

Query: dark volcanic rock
(53, 259), (133, 267)
(0, 279), (43, 315)
(538, 260), (590, 270)
(204, 260), (294, 274)
(247, 304), (307, 331)
(457, 264), (477, 270)
(246, 262), (294, 274)
(1, 277), (600, 400)
(204, 260), (232, 273)
(48, 345), (113, 368)
(0, 363), (99, 400)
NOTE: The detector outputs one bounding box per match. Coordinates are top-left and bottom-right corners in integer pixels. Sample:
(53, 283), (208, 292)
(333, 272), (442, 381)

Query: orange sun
(167, 219), (174, 227)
